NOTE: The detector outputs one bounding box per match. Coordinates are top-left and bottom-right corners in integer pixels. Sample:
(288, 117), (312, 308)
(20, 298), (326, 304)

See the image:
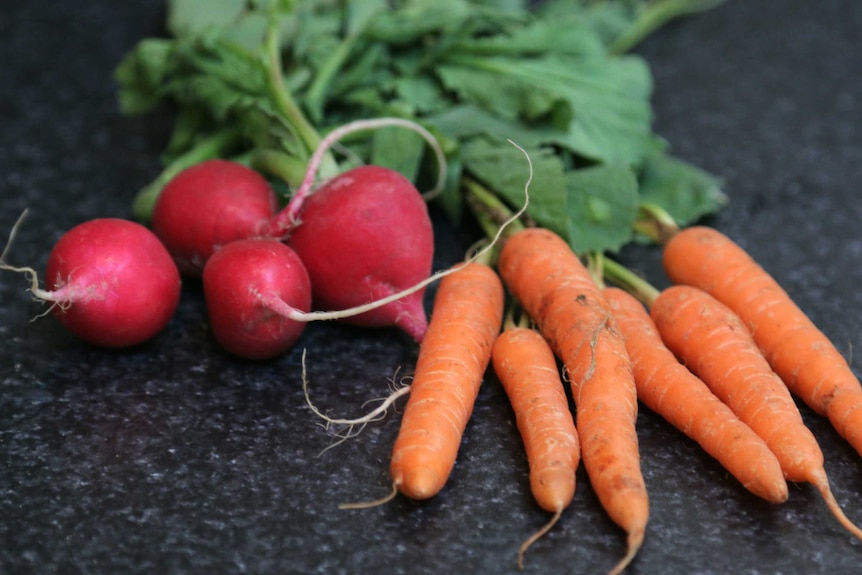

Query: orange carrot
(492, 324), (581, 568)
(662, 225), (862, 460)
(603, 286), (788, 503)
(651, 284), (862, 541)
(388, 261), (505, 500)
(498, 228), (647, 575)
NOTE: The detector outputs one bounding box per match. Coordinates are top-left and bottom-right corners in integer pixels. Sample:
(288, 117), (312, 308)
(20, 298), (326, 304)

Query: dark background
(2, 1), (862, 574)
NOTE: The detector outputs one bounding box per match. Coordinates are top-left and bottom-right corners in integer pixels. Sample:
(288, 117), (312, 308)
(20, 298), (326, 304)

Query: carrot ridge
(663, 226), (862, 459)
(603, 286), (788, 503)
(651, 284), (862, 541)
(389, 262), (505, 500)
(498, 228), (648, 571)
(492, 325), (580, 567)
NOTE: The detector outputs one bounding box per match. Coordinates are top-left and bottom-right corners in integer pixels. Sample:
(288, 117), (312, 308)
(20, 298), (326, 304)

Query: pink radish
(151, 159), (278, 276)
(286, 164), (433, 341)
(1, 217), (181, 348)
(148, 117), (446, 342)
(202, 238), (312, 360)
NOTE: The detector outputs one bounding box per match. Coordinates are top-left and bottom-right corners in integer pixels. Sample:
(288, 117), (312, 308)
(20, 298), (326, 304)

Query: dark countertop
(2, 2), (862, 574)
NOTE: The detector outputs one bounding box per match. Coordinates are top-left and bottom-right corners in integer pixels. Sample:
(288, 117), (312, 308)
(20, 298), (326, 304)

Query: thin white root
(284, 117), (449, 227)
(275, 139), (534, 324)
(339, 482), (399, 510)
(0, 209), (62, 313)
(300, 349), (412, 455)
(607, 530), (644, 575)
(517, 508), (563, 570)
(813, 470), (862, 542)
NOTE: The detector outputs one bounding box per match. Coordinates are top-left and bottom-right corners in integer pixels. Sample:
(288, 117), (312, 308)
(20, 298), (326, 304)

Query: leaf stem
(131, 127), (242, 222)
(601, 257), (661, 306)
(250, 148), (308, 190)
(263, 17), (337, 177)
(608, 0), (728, 54)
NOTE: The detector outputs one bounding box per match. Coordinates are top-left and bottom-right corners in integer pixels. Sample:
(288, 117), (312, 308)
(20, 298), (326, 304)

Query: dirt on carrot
(603, 286), (788, 503)
(651, 284), (862, 542)
(662, 225), (862, 461)
(498, 227), (648, 575)
(387, 261), (505, 501)
(492, 323), (581, 568)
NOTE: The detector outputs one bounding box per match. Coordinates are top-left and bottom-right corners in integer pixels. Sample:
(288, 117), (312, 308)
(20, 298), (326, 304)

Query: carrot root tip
(606, 530), (644, 575)
(338, 482), (399, 510)
(517, 508), (563, 570)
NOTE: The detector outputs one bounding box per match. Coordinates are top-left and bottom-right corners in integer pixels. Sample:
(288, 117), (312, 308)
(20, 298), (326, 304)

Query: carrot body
(652, 285), (862, 540)
(389, 262), (504, 500)
(603, 287), (788, 503)
(498, 228), (647, 575)
(493, 326), (581, 513)
(663, 226), (862, 459)
(492, 326), (581, 567)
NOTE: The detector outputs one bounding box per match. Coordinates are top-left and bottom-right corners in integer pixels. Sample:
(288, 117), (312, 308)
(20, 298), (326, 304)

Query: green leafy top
(115, 0), (727, 254)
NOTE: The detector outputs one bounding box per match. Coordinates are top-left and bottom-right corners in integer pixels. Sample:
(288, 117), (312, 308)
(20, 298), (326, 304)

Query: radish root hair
(301, 349), (412, 454)
(0, 209), (67, 315)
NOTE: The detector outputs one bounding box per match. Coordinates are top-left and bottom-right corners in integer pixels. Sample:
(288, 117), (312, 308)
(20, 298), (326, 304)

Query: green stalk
(304, 32), (362, 124)
(463, 177), (526, 239)
(131, 127), (241, 222)
(601, 257), (661, 306)
(263, 19), (338, 178)
(609, 0), (728, 54)
(633, 202), (681, 244)
(250, 148), (308, 190)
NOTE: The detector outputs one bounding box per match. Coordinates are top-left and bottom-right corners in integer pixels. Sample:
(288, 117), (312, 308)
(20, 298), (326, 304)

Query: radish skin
(2, 218), (181, 348)
(202, 238), (312, 359)
(152, 159), (278, 276)
(287, 165), (433, 342)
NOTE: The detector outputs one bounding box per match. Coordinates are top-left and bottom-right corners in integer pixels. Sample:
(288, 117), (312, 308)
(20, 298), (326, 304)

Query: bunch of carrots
(316, 171), (862, 574)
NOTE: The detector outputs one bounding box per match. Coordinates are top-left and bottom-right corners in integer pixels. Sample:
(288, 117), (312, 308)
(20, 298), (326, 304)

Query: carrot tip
(338, 482), (398, 510)
(606, 530), (644, 575)
(813, 473), (862, 543)
(516, 508), (563, 570)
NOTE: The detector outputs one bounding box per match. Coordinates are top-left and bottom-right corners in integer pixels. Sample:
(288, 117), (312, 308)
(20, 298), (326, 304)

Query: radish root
(276, 117), (449, 231)
(0, 209), (68, 315)
(300, 349), (412, 454)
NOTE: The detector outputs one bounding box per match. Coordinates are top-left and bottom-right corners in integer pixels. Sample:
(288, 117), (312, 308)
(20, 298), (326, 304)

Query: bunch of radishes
(1, 119), (445, 359)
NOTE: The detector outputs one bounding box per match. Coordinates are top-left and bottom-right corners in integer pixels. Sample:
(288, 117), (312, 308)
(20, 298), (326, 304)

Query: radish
(202, 238), (312, 360)
(147, 117), (447, 342)
(1, 217), (181, 348)
(197, 140), (532, 361)
(151, 159), (279, 276)
(286, 164), (433, 341)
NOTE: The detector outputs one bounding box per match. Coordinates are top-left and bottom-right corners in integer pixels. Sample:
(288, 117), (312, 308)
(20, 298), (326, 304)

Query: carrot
(602, 286), (788, 503)
(498, 227), (648, 575)
(662, 225), (862, 460)
(387, 261), (505, 500)
(651, 284), (862, 541)
(492, 322), (581, 569)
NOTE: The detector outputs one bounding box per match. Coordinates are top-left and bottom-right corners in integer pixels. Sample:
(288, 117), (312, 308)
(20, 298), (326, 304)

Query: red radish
(151, 159), (279, 276)
(202, 238), (312, 360)
(287, 164), (433, 342)
(1, 217), (181, 348)
(150, 119), (445, 279)
(146, 118), (446, 342)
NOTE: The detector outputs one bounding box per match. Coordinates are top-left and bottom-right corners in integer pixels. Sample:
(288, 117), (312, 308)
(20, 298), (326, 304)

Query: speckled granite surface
(2, 2), (862, 574)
